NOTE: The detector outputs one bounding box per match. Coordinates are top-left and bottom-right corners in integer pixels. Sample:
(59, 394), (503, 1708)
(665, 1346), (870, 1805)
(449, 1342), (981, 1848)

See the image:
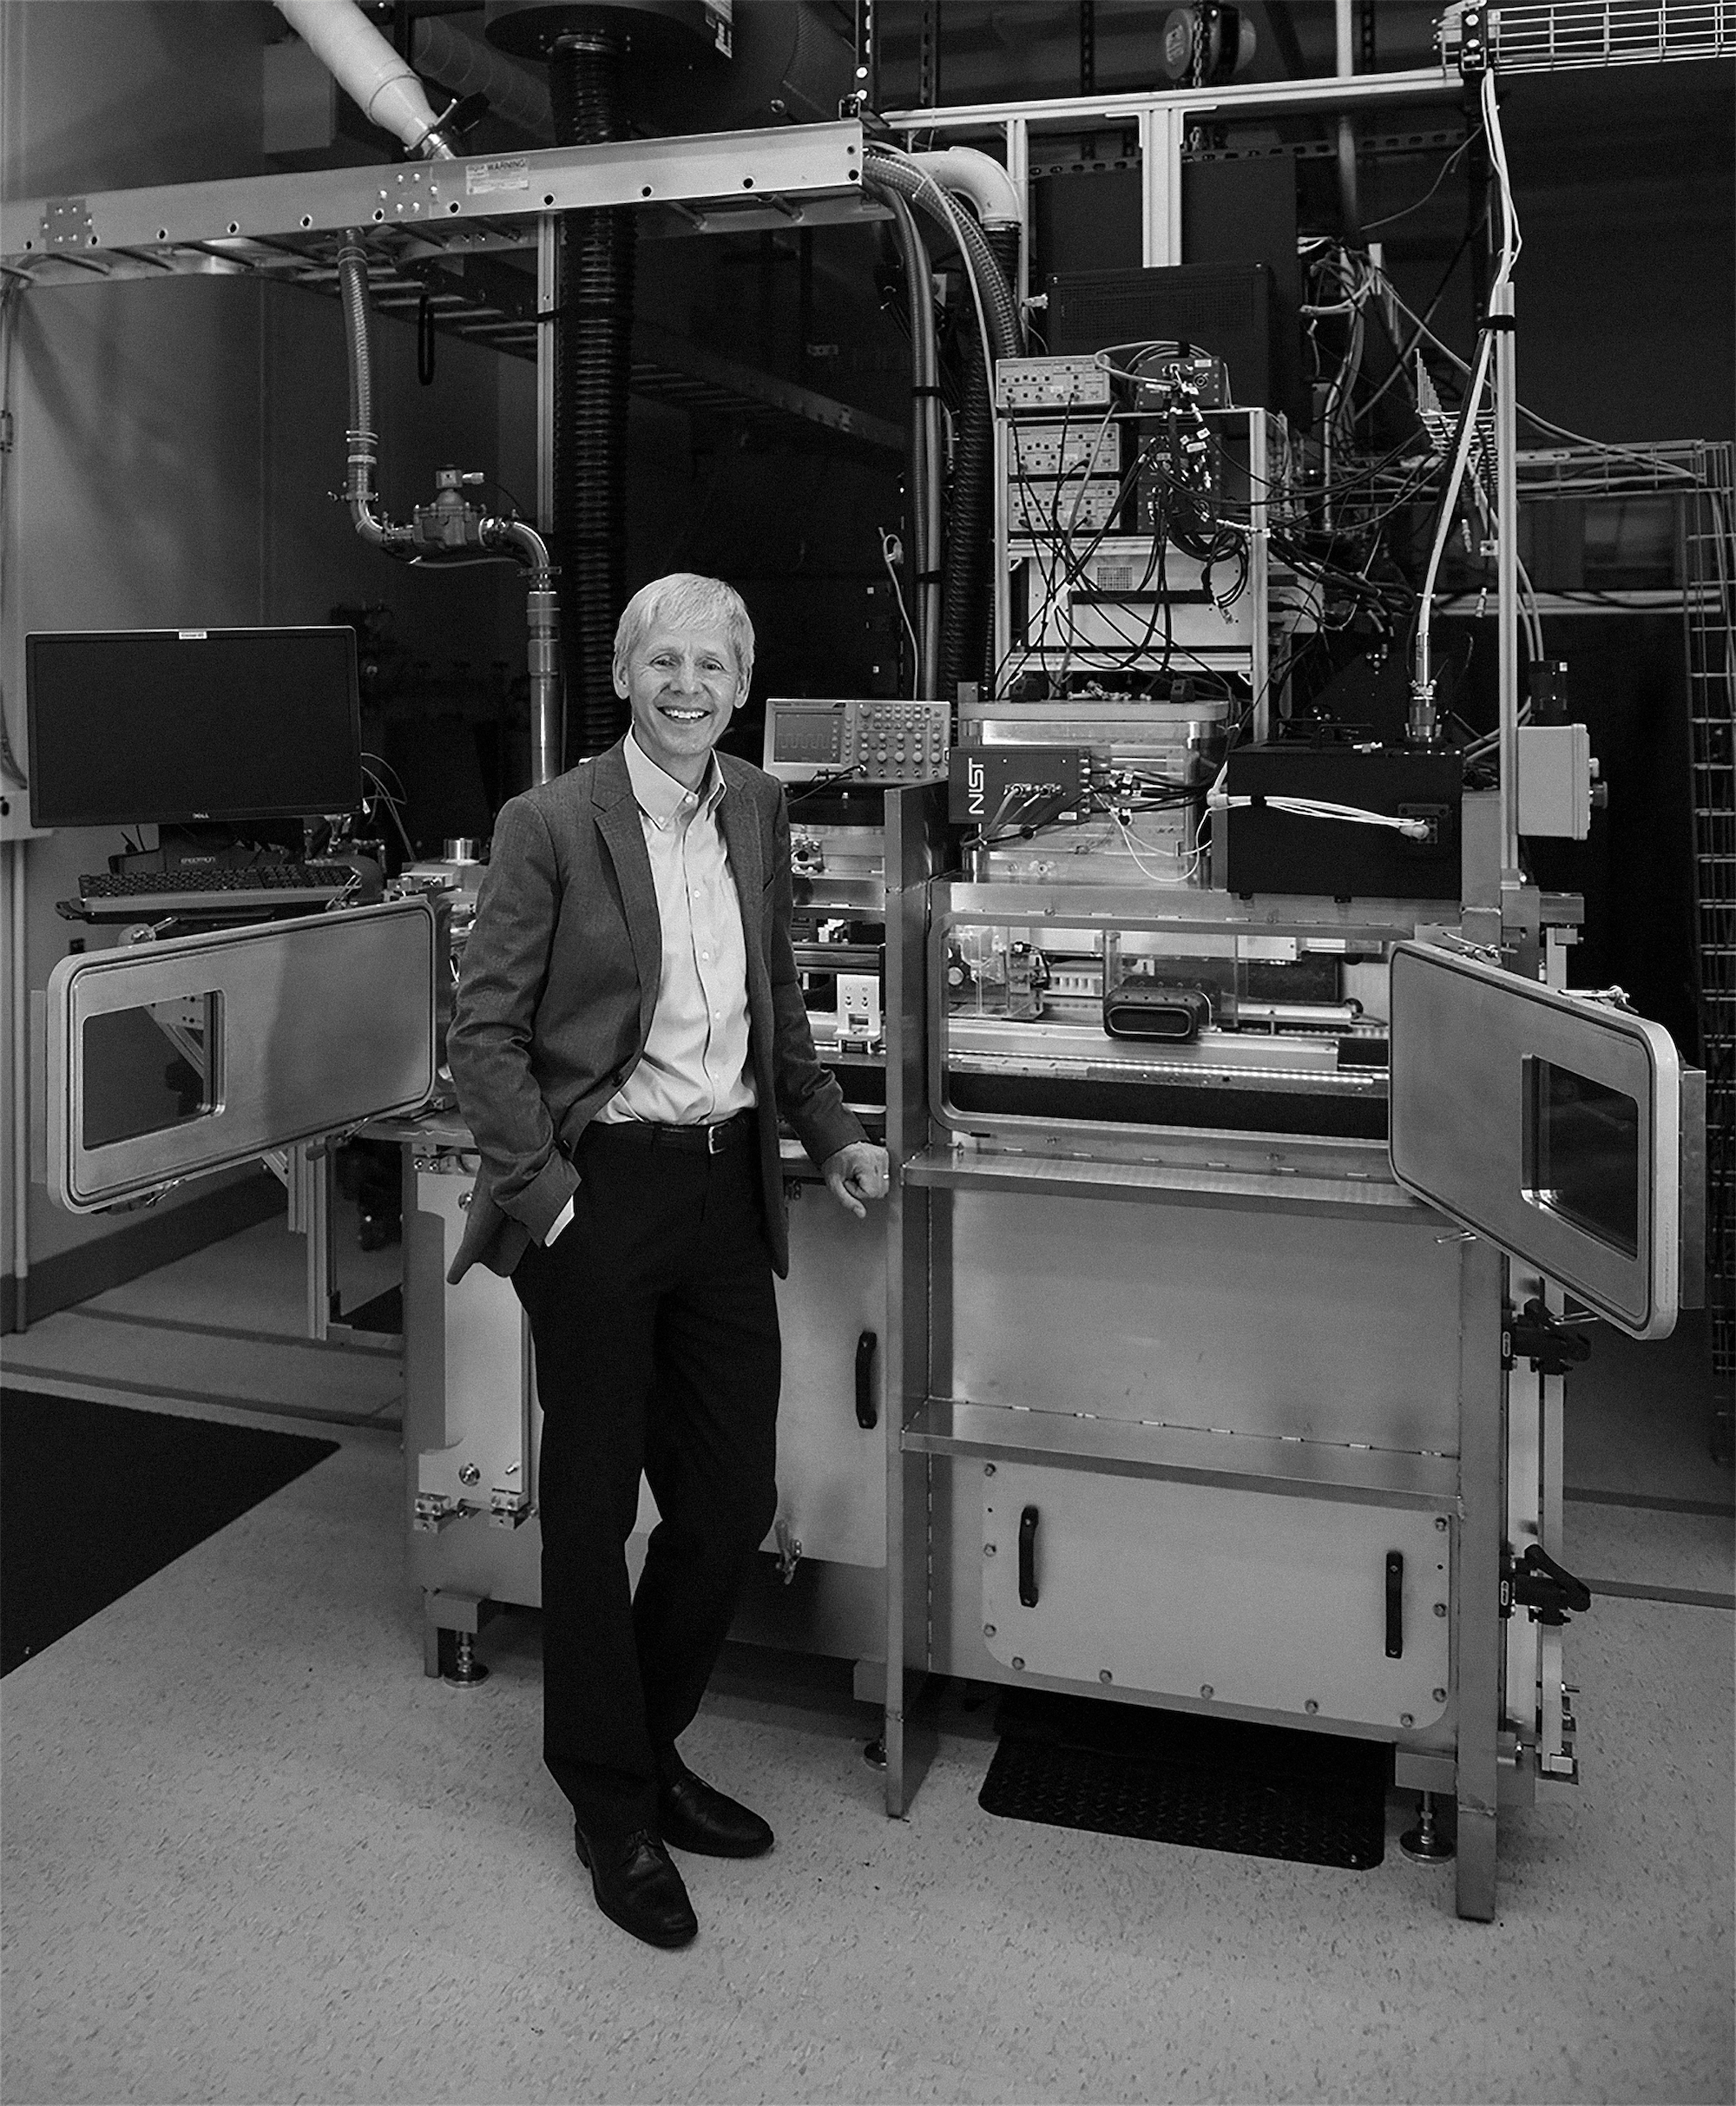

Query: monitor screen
(25, 626), (363, 831)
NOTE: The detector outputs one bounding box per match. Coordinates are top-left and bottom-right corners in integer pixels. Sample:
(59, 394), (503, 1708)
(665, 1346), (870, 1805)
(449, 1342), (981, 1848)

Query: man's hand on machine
(822, 1142), (891, 1220)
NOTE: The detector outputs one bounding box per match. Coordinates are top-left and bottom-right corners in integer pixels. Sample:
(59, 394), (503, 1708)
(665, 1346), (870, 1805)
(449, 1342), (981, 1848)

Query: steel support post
(1250, 406), (1272, 743)
(883, 789), (937, 1814)
(299, 1142), (335, 1342)
(1456, 1238), (1505, 1921)
(1495, 285), (1521, 892)
(1139, 105), (1186, 268)
(536, 214), (556, 535)
(1004, 119), (1030, 311)
(1334, 0), (1360, 234)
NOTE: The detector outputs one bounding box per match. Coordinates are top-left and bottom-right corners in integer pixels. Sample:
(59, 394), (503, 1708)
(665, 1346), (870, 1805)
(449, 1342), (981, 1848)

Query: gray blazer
(444, 738), (865, 1284)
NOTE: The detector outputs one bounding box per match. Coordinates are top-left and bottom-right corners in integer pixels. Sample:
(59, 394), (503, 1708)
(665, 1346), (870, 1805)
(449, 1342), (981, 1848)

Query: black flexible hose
(550, 35), (635, 762)
(860, 155), (1023, 364)
(941, 219), (1022, 696)
(861, 157), (1022, 701)
(940, 326), (993, 701)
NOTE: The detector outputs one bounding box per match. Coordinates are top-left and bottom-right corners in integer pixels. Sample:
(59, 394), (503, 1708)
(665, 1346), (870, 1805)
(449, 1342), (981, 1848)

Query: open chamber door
(1389, 942), (1706, 1340)
(46, 898), (440, 1214)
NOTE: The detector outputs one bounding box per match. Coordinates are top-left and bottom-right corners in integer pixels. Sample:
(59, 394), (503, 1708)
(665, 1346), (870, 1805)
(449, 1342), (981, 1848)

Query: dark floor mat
(1, 1388), (337, 1675)
(978, 1690), (1388, 1871)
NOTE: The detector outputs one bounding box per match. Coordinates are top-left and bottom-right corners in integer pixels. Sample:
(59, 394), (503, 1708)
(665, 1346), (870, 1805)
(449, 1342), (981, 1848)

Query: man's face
(618, 619), (745, 788)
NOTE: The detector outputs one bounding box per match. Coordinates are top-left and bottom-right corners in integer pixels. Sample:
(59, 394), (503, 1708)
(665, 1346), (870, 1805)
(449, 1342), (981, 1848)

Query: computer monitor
(25, 625), (363, 832)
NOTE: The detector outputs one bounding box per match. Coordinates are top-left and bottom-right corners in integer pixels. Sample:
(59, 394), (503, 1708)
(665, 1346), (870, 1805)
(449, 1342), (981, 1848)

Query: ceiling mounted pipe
(273, 0), (461, 156)
(897, 146), (1025, 234)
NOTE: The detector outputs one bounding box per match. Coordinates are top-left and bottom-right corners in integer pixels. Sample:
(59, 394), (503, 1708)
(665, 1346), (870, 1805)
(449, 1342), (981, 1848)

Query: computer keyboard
(76, 862), (358, 916)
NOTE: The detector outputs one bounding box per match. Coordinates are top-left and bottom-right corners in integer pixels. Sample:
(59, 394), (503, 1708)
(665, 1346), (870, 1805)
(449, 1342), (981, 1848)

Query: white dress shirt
(545, 731), (756, 1244)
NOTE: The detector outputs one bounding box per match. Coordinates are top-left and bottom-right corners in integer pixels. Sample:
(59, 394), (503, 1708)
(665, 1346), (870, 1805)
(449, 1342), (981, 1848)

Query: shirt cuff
(543, 1196), (575, 1247)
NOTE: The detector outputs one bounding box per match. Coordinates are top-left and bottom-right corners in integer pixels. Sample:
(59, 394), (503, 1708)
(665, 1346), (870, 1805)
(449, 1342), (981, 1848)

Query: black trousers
(511, 1116), (780, 1830)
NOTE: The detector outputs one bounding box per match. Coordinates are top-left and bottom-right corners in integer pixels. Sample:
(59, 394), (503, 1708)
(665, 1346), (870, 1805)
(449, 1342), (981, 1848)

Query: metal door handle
(855, 1329), (878, 1429)
(1018, 1504), (1040, 1607)
(1385, 1550), (1404, 1658)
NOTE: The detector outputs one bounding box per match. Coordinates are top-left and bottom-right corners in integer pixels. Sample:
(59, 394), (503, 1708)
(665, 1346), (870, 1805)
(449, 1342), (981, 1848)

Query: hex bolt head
(1434, 1602), (1449, 1617)
(1012, 1656), (1025, 1670)
(1400, 1713), (1415, 1728)
(1200, 1684), (1213, 1700)
(983, 1543), (996, 1556)
(983, 1624), (996, 1638)
(1436, 1516), (1450, 1531)
(1305, 1699), (1319, 1714)
(1433, 1688), (1448, 1703)
(984, 1463), (996, 1477)
(1098, 1668), (1113, 1684)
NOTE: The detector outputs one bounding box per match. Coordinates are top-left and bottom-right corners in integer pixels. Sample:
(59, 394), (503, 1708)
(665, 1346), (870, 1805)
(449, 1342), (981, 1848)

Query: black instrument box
(1222, 745), (1462, 900)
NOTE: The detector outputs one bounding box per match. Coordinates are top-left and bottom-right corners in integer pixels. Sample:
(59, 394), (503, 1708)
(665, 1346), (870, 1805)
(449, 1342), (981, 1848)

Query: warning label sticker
(465, 159), (530, 198)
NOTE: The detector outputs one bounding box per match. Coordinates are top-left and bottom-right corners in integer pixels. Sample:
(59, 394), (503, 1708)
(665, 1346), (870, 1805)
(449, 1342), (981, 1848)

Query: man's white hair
(613, 574), (755, 694)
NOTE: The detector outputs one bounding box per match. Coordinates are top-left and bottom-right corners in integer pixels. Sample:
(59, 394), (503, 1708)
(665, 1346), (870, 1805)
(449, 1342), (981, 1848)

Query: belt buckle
(706, 1119), (728, 1155)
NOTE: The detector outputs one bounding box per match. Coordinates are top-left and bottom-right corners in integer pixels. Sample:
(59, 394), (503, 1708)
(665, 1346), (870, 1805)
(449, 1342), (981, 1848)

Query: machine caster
(440, 1628), (490, 1688)
(1400, 1790), (1456, 1863)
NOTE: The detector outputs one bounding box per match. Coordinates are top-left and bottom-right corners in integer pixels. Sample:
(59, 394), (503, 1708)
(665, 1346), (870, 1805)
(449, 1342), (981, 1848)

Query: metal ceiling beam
(882, 63), (1458, 132)
(2, 121), (882, 271)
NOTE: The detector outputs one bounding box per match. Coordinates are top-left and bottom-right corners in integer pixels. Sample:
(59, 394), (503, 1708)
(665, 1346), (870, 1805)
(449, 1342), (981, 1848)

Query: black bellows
(550, 37), (635, 761)
(938, 220), (1022, 701)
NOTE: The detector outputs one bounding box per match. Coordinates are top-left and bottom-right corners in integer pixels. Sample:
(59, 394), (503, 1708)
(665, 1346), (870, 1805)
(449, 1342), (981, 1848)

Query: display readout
(773, 710), (845, 764)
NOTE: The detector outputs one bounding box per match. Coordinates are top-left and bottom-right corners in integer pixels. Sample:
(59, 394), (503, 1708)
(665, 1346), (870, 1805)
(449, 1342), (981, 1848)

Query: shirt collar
(623, 730), (727, 829)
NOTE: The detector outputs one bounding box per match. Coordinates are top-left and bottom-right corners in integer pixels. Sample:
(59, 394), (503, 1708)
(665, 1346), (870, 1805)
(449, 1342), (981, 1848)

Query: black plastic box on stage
(1222, 744), (1463, 901)
(1045, 262), (1292, 417)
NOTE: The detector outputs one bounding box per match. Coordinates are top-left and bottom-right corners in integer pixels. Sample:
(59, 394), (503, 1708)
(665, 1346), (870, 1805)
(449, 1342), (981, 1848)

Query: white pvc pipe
(900, 145), (1024, 230)
(274, 0), (455, 158)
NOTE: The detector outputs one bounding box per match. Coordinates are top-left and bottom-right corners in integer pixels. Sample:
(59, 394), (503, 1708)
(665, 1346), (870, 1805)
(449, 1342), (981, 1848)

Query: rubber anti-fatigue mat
(978, 1690), (1388, 1871)
(2, 1388), (338, 1675)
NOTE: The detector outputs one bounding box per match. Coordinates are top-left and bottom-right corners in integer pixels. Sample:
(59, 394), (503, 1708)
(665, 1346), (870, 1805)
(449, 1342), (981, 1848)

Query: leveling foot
(1400, 1790), (1456, 1863)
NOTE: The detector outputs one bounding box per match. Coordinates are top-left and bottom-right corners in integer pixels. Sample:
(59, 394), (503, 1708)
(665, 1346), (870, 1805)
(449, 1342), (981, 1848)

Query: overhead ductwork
(273, 0), (464, 158)
(411, 16), (553, 141)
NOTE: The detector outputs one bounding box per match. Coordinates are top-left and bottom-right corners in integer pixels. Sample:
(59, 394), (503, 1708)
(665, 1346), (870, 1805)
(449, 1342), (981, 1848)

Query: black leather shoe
(573, 1824), (698, 1948)
(657, 1766), (774, 1859)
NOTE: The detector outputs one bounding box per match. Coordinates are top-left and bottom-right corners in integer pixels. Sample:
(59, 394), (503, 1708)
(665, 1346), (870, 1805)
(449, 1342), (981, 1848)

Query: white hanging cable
(1206, 784), (1434, 841)
(1412, 69), (1526, 740)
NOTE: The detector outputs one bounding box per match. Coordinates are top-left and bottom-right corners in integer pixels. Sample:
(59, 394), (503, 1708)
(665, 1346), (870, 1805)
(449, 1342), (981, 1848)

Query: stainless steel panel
(944, 1191), (1464, 1454)
(413, 1154), (534, 1531)
(901, 1145), (1416, 1213)
(46, 899), (437, 1212)
(980, 1464), (1451, 1730)
(905, 1397), (1459, 1507)
(1389, 942), (1687, 1338)
(773, 1184), (887, 1570)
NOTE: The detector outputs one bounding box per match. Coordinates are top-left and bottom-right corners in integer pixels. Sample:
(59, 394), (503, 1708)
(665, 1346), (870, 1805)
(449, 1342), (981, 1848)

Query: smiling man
(445, 572), (888, 1950)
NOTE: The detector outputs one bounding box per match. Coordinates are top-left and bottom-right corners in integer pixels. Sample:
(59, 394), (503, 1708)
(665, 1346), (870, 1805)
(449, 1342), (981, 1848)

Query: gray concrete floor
(2, 1215), (1732, 2106)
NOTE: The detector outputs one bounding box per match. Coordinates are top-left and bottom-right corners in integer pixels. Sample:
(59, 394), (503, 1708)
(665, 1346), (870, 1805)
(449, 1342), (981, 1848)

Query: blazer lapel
(717, 759), (773, 1016)
(591, 741), (662, 1043)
